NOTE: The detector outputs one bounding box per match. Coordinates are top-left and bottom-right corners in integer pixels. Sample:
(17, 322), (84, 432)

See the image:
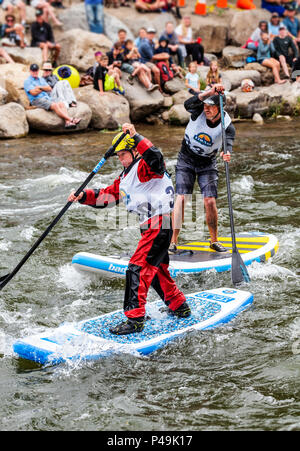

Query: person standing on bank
(68, 123), (190, 335)
(169, 84), (235, 254)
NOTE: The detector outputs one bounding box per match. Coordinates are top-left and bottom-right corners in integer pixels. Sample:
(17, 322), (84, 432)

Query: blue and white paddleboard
(13, 288), (253, 365)
(72, 232), (279, 279)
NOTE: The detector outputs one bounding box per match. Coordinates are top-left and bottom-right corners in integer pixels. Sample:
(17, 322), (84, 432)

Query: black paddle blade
(231, 249), (251, 285)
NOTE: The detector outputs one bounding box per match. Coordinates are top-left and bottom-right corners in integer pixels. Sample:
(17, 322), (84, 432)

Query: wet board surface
(72, 232), (279, 278)
(13, 288), (253, 365)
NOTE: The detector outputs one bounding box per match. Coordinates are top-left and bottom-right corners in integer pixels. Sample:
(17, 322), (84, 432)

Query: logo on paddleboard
(193, 132), (212, 147)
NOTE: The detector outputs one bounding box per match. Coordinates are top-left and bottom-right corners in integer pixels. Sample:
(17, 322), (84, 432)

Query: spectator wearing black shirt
(273, 24), (298, 78)
(31, 10), (61, 64)
(93, 53), (123, 95)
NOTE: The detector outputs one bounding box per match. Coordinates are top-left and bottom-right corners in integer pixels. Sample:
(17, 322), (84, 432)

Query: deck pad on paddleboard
(72, 232), (279, 278)
(13, 288), (253, 365)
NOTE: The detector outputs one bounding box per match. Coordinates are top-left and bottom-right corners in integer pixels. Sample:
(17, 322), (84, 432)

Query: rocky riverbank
(0, 2), (299, 138)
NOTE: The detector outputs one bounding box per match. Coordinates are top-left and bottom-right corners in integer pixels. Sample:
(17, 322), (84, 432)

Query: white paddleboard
(13, 287), (253, 365)
(72, 232), (279, 279)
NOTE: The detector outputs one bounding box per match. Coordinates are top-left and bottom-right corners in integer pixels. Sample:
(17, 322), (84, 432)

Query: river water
(0, 121), (299, 431)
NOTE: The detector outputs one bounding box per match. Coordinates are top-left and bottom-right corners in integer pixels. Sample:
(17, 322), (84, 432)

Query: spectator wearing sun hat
(24, 63), (80, 128)
(42, 61), (77, 108)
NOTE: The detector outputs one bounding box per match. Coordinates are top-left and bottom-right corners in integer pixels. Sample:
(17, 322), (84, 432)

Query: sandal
(72, 117), (81, 125)
(65, 121), (76, 129)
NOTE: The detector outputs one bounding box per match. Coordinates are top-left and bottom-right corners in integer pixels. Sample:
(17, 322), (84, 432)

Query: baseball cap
(35, 9), (43, 16)
(147, 27), (156, 33)
(30, 63), (39, 71)
(279, 24), (287, 29)
(285, 3), (296, 11)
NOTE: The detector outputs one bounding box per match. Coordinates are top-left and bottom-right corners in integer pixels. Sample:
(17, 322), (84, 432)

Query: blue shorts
(175, 149), (218, 198)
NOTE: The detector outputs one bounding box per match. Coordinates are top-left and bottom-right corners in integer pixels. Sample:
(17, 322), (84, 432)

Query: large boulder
(168, 104), (190, 125)
(222, 46), (254, 68)
(121, 77), (164, 121)
(74, 85), (130, 129)
(194, 17), (229, 54)
(26, 101), (92, 133)
(228, 88), (271, 118)
(222, 69), (261, 90)
(0, 63), (30, 108)
(5, 47), (43, 67)
(58, 4), (134, 42)
(0, 102), (29, 138)
(164, 77), (186, 94)
(57, 29), (113, 72)
(228, 9), (271, 47)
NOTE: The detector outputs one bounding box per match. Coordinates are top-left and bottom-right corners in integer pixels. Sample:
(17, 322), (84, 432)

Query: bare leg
(39, 42), (49, 62)
(50, 101), (73, 124)
(0, 48), (14, 63)
(170, 194), (186, 245)
(262, 58), (286, 84)
(203, 197), (218, 243)
(279, 54), (290, 78)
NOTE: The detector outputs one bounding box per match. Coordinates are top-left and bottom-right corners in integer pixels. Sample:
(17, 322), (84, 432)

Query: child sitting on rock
(206, 60), (222, 87)
(185, 61), (200, 94)
(93, 54), (124, 96)
(154, 37), (183, 78)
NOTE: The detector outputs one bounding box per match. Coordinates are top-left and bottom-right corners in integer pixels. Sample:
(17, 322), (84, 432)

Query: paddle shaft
(219, 94), (250, 284)
(0, 132), (127, 291)
(219, 95), (237, 249)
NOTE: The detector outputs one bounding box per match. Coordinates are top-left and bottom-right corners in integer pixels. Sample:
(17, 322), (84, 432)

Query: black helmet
(203, 94), (226, 107)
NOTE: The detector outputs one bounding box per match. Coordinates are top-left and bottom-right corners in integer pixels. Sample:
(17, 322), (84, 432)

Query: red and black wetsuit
(79, 134), (186, 319)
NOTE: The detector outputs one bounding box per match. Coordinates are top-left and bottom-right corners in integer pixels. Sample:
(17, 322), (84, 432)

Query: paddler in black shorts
(68, 123), (190, 335)
(169, 83), (236, 254)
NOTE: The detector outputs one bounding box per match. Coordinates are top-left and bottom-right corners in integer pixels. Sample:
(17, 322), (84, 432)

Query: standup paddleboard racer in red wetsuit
(68, 123), (190, 335)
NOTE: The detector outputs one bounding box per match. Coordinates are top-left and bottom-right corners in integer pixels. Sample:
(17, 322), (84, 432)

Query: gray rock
(74, 85), (130, 129)
(222, 69), (261, 90)
(168, 104), (190, 125)
(6, 47), (43, 67)
(164, 77), (186, 95)
(222, 46), (254, 68)
(26, 101), (92, 133)
(0, 102), (28, 138)
(121, 77), (164, 121)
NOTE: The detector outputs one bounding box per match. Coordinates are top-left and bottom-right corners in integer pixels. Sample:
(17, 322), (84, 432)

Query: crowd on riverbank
(1, 1), (300, 137)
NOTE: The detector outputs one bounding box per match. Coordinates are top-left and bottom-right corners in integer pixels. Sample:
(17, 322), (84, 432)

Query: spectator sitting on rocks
(0, 45), (14, 63)
(24, 63), (80, 129)
(175, 16), (208, 67)
(31, 9), (61, 65)
(283, 4), (300, 45)
(0, 14), (26, 48)
(273, 24), (298, 78)
(245, 20), (268, 51)
(206, 60), (222, 87)
(124, 39), (158, 91)
(42, 61), (78, 107)
(30, 0), (63, 26)
(106, 42), (123, 76)
(257, 32), (287, 84)
(268, 12), (282, 38)
(138, 27), (162, 92)
(160, 21), (184, 68)
(1, 0), (27, 29)
(154, 36), (183, 77)
(134, 27), (147, 48)
(185, 62), (200, 94)
(93, 53), (124, 95)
